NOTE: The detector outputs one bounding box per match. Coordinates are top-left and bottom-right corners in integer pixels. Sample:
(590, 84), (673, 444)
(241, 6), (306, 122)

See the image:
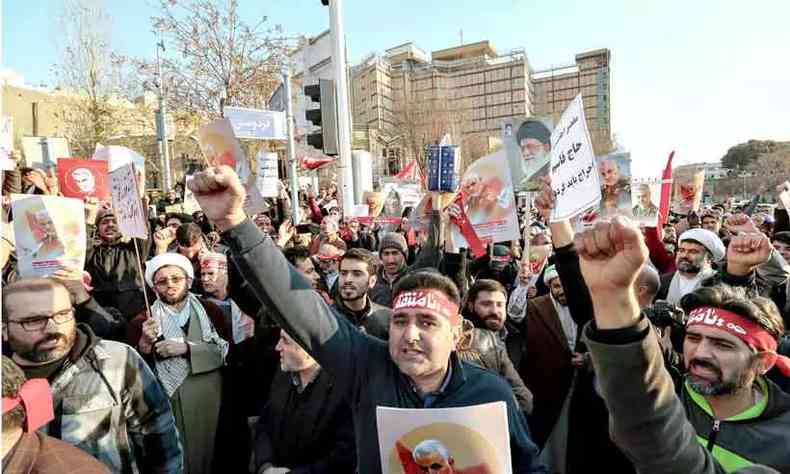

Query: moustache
(689, 359), (722, 377)
(35, 334), (66, 349)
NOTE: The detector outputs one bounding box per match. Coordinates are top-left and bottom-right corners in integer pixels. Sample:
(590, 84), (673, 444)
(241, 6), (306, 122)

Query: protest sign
(631, 179), (662, 226)
(502, 116), (555, 192)
(548, 94), (601, 222)
(450, 149), (519, 248)
(182, 175), (202, 215)
(596, 152), (632, 220)
(0, 116), (14, 169)
(380, 179), (424, 210)
(197, 118), (244, 170)
(92, 144), (146, 174)
(672, 168), (705, 215)
(21, 137), (70, 171)
(109, 163), (147, 239)
(426, 145), (460, 192)
(376, 402), (511, 474)
(12, 195), (86, 278)
(57, 158), (110, 200)
(224, 106), (287, 140)
(256, 151), (280, 198)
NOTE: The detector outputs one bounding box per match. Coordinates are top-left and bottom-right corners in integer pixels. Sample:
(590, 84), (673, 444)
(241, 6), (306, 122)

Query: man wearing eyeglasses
(1, 277), (183, 473)
(132, 252), (231, 474)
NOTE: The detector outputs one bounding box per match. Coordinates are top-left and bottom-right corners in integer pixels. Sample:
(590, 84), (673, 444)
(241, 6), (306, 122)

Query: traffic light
(304, 79), (339, 156)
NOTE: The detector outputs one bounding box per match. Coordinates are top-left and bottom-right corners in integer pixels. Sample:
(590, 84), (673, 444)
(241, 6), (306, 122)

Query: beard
(10, 329), (76, 364)
(481, 314), (505, 331)
(686, 358), (750, 396)
(676, 258), (702, 274)
(339, 283), (367, 303)
(158, 286), (189, 305)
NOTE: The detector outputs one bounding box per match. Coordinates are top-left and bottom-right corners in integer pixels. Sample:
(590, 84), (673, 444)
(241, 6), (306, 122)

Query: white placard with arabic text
(549, 94), (601, 222)
(110, 163), (147, 239)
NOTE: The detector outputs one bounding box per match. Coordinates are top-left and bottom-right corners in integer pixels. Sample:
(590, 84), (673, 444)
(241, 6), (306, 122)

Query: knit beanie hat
(379, 232), (408, 258)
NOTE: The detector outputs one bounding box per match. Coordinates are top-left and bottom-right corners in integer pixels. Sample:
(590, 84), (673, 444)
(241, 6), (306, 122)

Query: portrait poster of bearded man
(56, 157), (110, 200)
(11, 195), (87, 278)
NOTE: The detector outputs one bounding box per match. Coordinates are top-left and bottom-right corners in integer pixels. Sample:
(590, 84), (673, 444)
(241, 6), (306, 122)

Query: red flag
(395, 160), (421, 181)
(450, 192), (487, 258)
(657, 151), (675, 238)
(299, 156), (334, 170)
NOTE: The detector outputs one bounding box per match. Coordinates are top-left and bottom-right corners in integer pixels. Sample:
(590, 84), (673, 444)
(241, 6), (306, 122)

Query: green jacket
(585, 317), (788, 473)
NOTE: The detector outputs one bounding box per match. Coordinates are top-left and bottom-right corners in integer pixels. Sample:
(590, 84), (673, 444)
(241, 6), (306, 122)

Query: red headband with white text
(392, 289), (461, 325)
(687, 306), (790, 376)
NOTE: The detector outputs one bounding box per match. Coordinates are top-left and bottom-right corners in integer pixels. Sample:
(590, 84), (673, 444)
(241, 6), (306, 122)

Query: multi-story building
(350, 41), (612, 177)
(532, 49), (611, 153)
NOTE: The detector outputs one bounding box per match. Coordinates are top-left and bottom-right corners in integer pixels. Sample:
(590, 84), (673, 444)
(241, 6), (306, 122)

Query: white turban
(144, 253), (194, 288)
(679, 228), (725, 262)
(543, 264), (559, 286)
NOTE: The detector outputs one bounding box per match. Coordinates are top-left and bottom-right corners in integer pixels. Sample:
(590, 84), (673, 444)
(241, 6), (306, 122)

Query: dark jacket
(369, 211), (442, 307)
(456, 320), (534, 413)
(85, 233), (151, 319)
(254, 368), (356, 474)
(2, 432), (111, 474)
(586, 317), (788, 473)
(223, 219), (547, 474)
(330, 296), (391, 340)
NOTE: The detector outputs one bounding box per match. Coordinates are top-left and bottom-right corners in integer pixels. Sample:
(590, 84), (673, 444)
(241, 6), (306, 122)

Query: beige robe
(168, 311), (224, 474)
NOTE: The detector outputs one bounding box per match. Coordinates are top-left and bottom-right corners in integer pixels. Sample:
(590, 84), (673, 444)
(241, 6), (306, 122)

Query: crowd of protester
(2, 155), (789, 473)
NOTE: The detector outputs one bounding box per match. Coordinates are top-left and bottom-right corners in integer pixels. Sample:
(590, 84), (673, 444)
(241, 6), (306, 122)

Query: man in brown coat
(522, 265), (589, 465)
(2, 356), (109, 474)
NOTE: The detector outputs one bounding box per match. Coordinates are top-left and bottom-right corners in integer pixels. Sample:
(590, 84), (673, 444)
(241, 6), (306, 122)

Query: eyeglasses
(7, 309), (74, 332)
(154, 275), (187, 288)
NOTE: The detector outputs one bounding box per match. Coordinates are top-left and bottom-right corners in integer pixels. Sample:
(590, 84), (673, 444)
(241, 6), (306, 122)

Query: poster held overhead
(109, 163), (147, 240)
(672, 168), (705, 215)
(630, 179), (661, 226)
(182, 175), (202, 215)
(57, 158), (110, 201)
(503, 117), (554, 192)
(12, 195), (86, 278)
(450, 149), (519, 248)
(549, 94), (601, 222)
(197, 118), (244, 170)
(256, 151), (280, 198)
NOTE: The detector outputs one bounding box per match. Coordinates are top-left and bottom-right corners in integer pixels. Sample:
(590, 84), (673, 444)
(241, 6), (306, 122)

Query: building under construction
(350, 41), (612, 177)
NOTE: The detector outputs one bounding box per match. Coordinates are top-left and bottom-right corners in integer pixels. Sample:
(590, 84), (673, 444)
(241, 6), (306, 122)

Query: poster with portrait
(11, 195), (86, 278)
(57, 158), (110, 200)
(197, 118), (245, 170)
(376, 402), (511, 474)
(381, 179), (424, 210)
(595, 152), (632, 220)
(502, 116), (554, 192)
(672, 168), (705, 215)
(630, 179), (662, 226)
(450, 149), (519, 248)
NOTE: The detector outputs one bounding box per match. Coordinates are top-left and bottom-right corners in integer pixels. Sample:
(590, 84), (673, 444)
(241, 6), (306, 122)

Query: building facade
(350, 42), (612, 177)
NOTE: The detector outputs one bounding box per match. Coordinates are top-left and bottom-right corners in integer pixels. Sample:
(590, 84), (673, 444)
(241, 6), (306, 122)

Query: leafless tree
(51, 0), (136, 156)
(140, 0), (286, 116)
